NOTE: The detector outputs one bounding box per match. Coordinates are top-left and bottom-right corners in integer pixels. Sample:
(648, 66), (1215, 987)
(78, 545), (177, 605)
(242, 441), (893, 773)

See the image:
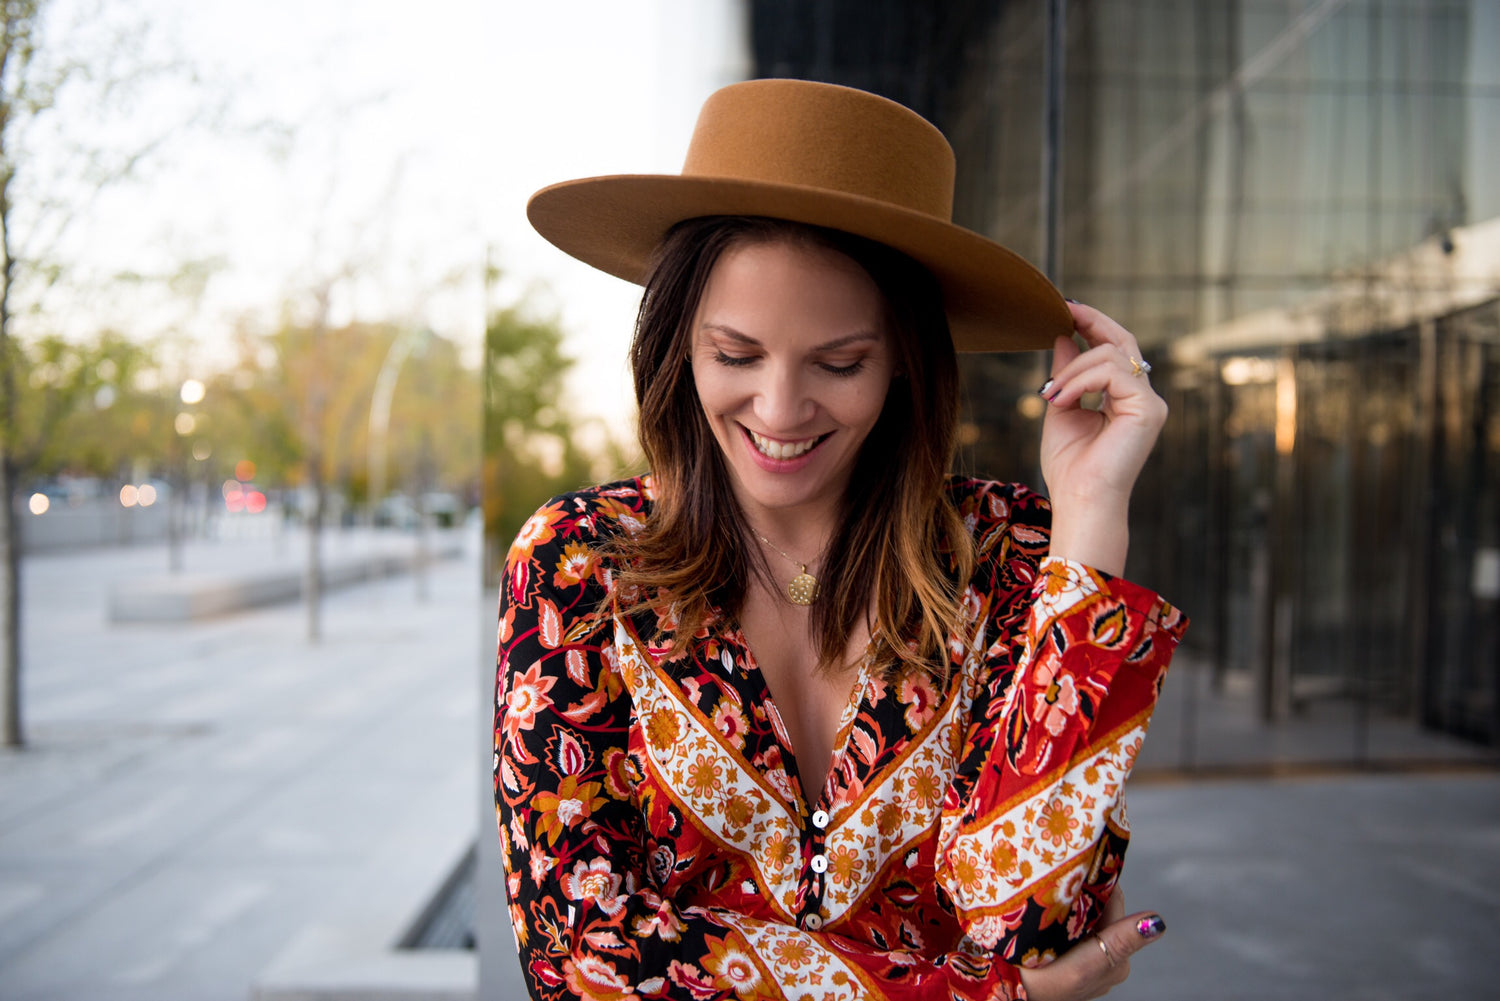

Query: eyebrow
(700, 323), (882, 352)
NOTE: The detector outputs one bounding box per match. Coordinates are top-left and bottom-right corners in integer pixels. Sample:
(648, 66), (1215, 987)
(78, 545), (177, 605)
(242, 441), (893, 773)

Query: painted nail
(1065, 297), (1080, 304)
(1038, 379), (1055, 397)
(1136, 915), (1166, 939)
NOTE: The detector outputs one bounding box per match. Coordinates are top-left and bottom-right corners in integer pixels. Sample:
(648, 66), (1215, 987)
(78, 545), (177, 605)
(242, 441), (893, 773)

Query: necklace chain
(751, 528), (821, 606)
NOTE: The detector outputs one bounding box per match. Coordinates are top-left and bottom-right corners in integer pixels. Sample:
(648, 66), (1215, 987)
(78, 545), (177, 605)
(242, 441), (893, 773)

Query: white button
(811, 810), (830, 829)
(802, 913), (824, 931)
(810, 853), (828, 873)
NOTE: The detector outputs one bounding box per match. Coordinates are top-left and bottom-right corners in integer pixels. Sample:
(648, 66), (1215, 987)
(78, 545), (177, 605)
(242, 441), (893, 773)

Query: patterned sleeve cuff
(1035, 557), (1189, 644)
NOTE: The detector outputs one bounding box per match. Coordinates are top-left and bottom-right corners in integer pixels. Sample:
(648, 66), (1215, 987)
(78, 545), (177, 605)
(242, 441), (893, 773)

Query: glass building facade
(750, 0), (1500, 769)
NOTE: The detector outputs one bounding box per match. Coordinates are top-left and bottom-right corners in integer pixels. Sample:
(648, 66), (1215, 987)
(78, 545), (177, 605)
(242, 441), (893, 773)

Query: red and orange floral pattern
(496, 477), (1186, 999)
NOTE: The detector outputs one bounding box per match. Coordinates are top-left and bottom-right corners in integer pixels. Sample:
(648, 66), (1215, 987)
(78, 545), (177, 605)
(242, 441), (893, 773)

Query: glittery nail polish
(1136, 915), (1166, 939)
(1038, 379), (1055, 397)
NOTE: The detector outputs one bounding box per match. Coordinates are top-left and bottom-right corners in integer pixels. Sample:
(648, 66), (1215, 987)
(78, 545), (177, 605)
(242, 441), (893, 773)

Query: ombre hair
(609, 216), (973, 679)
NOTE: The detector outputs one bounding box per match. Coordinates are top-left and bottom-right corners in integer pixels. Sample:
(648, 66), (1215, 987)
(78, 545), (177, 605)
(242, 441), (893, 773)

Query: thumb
(1048, 333), (1079, 381)
(1097, 911), (1167, 966)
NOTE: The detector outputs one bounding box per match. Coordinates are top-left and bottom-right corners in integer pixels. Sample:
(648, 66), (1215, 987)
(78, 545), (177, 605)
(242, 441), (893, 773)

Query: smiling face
(690, 238), (897, 529)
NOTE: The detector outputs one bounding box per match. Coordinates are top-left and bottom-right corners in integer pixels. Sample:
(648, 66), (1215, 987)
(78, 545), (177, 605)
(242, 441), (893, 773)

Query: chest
(734, 593), (871, 802)
(612, 609), (974, 929)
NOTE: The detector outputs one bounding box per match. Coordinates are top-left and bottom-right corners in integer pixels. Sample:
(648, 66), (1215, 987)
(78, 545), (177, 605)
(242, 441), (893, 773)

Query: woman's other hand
(1017, 890), (1167, 1001)
(1039, 301), (1169, 576)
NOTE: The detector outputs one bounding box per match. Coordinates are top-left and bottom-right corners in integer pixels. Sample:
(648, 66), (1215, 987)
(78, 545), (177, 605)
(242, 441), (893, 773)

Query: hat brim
(528, 175), (1070, 353)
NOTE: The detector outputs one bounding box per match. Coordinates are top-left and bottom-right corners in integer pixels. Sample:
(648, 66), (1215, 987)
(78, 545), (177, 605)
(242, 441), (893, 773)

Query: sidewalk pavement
(2, 530), (1496, 1000)
(0, 529), (490, 1001)
(1114, 769), (1500, 1000)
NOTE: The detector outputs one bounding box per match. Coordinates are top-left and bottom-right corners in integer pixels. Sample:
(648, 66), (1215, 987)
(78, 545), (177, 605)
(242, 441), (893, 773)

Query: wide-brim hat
(527, 79), (1070, 352)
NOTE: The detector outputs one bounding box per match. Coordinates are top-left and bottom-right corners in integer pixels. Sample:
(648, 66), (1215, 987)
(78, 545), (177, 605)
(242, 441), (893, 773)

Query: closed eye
(820, 360), (866, 377)
(713, 350), (756, 368)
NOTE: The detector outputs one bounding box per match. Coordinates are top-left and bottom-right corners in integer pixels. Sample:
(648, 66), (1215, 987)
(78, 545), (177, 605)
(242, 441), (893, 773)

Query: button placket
(801, 803), (829, 931)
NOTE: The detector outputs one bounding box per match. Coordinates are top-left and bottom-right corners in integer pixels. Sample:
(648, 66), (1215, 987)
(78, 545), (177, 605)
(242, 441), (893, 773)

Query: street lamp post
(169, 378), (207, 573)
(367, 328), (427, 530)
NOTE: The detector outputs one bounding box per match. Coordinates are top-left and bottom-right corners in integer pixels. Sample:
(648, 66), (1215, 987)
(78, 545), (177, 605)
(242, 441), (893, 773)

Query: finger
(1067, 301), (1154, 388)
(1097, 910), (1167, 968)
(1040, 342), (1115, 407)
(1042, 333), (1080, 392)
(1067, 300), (1143, 359)
(1045, 346), (1164, 417)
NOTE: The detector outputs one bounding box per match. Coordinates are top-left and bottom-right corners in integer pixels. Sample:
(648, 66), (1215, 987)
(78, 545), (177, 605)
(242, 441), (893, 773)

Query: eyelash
(713, 350), (866, 378)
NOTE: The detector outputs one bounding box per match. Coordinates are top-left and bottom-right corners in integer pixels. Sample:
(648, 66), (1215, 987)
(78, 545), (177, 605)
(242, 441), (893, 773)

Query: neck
(744, 509), (838, 567)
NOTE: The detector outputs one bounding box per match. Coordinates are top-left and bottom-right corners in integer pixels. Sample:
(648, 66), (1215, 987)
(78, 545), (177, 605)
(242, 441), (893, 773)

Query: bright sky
(28, 0), (747, 425)
(482, 0), (749, 424)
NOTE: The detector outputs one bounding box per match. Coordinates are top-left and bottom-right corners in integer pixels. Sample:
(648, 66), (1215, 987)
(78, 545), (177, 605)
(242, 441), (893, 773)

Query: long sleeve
(494, 492), (705, 998)
(937, 484), (1188, 968)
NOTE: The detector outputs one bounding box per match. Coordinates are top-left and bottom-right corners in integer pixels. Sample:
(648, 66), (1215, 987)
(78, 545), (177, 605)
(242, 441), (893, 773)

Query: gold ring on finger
(1096, 936), (1117, 968)
(1129, 356), (1152, 378)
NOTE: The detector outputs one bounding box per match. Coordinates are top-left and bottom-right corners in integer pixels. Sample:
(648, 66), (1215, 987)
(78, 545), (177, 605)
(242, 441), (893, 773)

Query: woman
(496, 80), (1186, 1000)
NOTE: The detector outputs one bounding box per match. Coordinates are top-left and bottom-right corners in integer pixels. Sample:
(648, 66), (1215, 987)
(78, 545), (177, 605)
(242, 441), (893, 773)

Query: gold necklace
(751, 529), (821, 606)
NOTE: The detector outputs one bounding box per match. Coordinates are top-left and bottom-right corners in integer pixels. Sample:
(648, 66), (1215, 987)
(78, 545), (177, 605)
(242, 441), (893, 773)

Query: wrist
(1046, 495), (1130, 576)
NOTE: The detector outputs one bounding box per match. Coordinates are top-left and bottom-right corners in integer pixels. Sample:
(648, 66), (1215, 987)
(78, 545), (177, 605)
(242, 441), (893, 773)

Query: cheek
(835, 380), (894, 429)
(691, 367), (737, 423)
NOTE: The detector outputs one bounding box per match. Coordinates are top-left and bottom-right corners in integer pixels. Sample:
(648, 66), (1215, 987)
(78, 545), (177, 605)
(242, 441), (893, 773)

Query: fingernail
(1065, 297), (1081, 304)
(1136, 915), (1166, 939)
(1038, 379), (1055, 397)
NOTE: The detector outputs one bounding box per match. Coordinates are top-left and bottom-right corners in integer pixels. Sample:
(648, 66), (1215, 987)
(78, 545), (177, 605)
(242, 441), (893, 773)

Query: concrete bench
(108, 541), (463, 622)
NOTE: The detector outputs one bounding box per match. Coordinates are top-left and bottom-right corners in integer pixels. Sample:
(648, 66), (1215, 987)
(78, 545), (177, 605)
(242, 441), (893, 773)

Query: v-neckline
(722, 619), (874, 817)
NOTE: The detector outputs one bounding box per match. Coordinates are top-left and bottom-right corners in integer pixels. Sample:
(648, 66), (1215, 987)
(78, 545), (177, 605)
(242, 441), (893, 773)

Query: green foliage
(387, 330), (480, 494)
(210, 320), (482, 502)
(483, 306), (631, 574)
(3, 319), (483, 507)
(9, 329), (169, 480)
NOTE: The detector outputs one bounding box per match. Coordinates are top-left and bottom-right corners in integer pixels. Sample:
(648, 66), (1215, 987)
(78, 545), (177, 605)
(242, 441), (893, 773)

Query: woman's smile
(743, 426), (832, 463)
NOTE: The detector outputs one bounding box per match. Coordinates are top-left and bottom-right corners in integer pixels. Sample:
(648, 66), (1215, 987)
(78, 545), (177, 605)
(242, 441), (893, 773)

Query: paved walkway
(1114, 770), (1500, 1000)
(0, 530), (484, 1001)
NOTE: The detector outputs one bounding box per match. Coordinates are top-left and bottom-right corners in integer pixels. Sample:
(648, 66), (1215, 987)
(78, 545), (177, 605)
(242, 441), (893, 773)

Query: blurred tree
(1, 0), (213, 746)
(11, 329), (167, 480)
(483, 305), (630, 586)
(209, 312), (480, 634)
(233, 301), (378, 642)
(210, 318), (482, 507)
(387, 329), (481, 504)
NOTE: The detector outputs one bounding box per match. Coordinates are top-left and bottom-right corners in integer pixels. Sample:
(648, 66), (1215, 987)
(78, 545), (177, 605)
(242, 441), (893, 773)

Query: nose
(753, 361), (815, 431)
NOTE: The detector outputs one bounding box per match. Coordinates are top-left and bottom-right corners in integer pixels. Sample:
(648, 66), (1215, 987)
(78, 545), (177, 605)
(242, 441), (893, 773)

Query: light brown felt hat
(527, 78), (1071, 352)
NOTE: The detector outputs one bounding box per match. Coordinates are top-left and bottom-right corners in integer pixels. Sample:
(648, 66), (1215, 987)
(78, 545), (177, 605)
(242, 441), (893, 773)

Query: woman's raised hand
(1038, 302), (1169, 576)
(1017, 891), (1168, 1001)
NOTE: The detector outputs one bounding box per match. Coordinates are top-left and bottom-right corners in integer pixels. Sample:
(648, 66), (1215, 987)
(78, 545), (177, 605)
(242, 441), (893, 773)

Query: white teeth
(749, 429), (820, 460)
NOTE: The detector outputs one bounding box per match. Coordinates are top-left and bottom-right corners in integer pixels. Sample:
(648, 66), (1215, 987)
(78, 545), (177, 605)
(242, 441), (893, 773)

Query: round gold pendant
(787, 571), (820, 606)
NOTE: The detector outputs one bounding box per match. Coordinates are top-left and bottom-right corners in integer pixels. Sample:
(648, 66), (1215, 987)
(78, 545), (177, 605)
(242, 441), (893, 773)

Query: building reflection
(750, 0), (1500, 764)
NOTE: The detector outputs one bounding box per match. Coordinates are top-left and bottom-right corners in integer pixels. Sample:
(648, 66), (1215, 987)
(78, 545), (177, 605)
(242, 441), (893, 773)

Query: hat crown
(681, 79), (956, 222)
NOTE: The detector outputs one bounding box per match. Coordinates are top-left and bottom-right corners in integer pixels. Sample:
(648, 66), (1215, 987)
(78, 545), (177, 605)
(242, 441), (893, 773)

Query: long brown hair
(609, 216), (973, 679)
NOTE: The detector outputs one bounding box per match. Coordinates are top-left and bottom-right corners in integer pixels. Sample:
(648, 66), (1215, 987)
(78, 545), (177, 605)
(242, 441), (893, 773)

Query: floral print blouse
(495, 476), (1186, 1000)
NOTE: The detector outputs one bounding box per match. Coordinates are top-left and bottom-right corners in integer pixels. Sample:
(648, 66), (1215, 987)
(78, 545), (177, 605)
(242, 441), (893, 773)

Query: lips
(746, 427), (829, 460)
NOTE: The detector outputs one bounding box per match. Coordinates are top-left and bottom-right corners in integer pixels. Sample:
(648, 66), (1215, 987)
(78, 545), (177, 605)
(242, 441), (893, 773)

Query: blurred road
(0, 530), (482, 1001)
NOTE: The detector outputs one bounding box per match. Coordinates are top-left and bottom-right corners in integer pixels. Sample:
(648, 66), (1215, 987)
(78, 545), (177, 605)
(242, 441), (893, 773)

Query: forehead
(696, 237), (889, 341)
